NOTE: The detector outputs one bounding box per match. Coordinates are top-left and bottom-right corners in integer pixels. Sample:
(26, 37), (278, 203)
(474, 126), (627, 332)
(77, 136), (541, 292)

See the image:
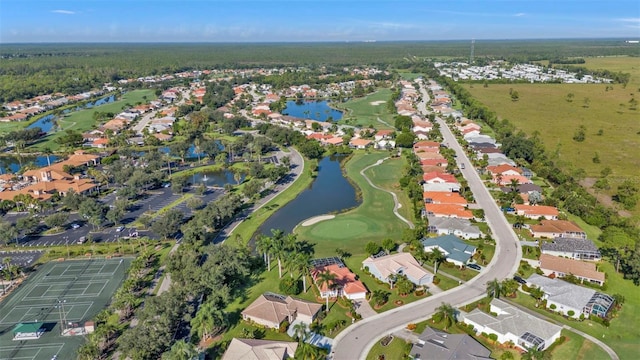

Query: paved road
(214, 147), (304, 243)
(331, 81), (522, 360)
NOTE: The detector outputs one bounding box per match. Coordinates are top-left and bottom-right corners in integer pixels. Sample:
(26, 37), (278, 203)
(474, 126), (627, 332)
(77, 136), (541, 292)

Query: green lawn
(551, 329), (610, 360)
(29, 89), (156, 151)
(365, 336), (411, 360)
(397, 72), (423, 81)
(363, 155), (414, 225)
(511, 261), (640, 360)
(334, 89), (396, 129)
(295, 151), (411, 258)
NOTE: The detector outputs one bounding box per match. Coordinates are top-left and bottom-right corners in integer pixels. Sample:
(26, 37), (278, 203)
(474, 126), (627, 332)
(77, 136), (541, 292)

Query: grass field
(0, 258), (131, 360)
(334, 89), (396, 129)
(551, 329), (610, 360)
(295, 151), (411, 258)
(27, 89), (155, 151)
(463, 56), (640, 215)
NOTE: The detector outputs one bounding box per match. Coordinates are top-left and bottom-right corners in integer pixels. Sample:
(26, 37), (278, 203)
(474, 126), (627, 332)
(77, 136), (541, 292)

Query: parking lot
(0, 250), (43, 268)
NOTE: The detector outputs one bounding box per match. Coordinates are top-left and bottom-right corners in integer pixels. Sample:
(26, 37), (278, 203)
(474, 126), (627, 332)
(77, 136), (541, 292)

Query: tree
(614, 179), (639, 210)
(190, 301), (228, 342)
(370, 289), (390, 307)
(572, 125), (586, 142)
(528, 191), (542, 205)
(433, 302), (456, 330)
(151, 209), (184, 239)
(501, 279), (519, 297)
(161, 340), (198, 360)
(16, 216), (39, 235)
(288, 252), (312, 292)
(365, 241), (381, 256)
(599, 226), (635, 272)
(430, 248), (447, 274)
(381, 238), (396, 254)
(521, 346), (550, 360)
(510, 90), (520, 101)
(299, 140), (324, 159)
(529, 286), (545, 306)
(565, 93), (575, 102)
(394, 115), (412, 131)
(186, 197), (204, 211)
(76, 343), (99, 360)
(292, 321), (308, 343)
(44, 212), (69, 230)
(256, 234), (273, 270)
(395, 276), (414, 296)
(106, 206), (124, 226)
(395, 131), (415, 148)
(487, 278), (502, 299)
(316, 269), (337, 313)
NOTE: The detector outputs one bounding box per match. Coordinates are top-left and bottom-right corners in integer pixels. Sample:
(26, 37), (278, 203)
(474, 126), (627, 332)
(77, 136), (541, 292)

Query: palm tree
(509, 178), (520, 193)
(529, 286), (545, 306)
(486, 278), (502, 299)
(162, 340), (199, 360)
(370, 289), (390, 307)
(501, 279), (519, 297)
(430, 248), (447, 274)
(76, 342), (99, 360)
(288, 252), (311, 292)
(316, 269), (337, 313)
(521, 346), (549, 360)
(434, 302), (457, 330)
(292, 321), (308, 343)
(190, 301), (228, 342)
(255, 234), (273, 270)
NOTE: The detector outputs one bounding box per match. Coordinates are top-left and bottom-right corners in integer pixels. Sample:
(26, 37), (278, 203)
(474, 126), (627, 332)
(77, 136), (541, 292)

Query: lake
(28, 95), (116, 134)
(256, 155), (358, 237)
(0, 154), (59, 174)
(283, 100), (343, 122)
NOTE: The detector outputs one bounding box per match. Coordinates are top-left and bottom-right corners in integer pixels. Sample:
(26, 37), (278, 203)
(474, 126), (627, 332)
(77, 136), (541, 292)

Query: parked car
(71, 223), (81, 229)
(115, 226), (125, 232)
(467, 263), (481, 271)
(513, 275), (527, 285)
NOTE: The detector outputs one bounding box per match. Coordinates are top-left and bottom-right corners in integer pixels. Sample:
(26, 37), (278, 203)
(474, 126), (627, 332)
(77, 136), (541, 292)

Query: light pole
(64, 236), (69, 258)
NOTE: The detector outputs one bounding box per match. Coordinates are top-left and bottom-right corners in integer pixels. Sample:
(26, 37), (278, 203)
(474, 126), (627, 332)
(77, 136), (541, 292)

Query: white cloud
(514, 13), (526, 17)
(51, 10), (76, 15)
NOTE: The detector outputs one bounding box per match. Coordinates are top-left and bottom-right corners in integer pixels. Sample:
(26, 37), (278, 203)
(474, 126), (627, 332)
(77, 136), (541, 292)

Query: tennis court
(0, 258), (131, 360)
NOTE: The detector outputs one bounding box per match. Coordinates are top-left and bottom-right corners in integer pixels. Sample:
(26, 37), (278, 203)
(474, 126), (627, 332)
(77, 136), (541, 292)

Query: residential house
(413, 140), (440, 152)
(423, 182), (461, 193)
(423, 191), (467, 205)
(374, 129), (394, 141)
(349, 138), (372, 149)
(540, 237), (602, 261)
(362, 253), (433, 286)
(529, 220), (586, 239)
(495, 175), (532, 186)
(487, 164), (522, 178)
(514, 205), (559, 220)
(311, 263), (367, 300)
(538, 254), (606, 286)
(419, 158), (448, 168)
(241, 293), (322, 329)
(422, 172), (457, 184)
(486, 155), (516, 167)
(426, 216), (482, 239)
(526, 274), (614, 319)
(499, 183), (542, 195)
(421, 165), (446, 175)
(323, 137), (345, 146)
(375, 139), (396, 150)
(222, 338), (298, 360)
(409, 327), (491, 360)
(421, 234), (477, 266)
(461, 298), (562, 351)
(424, 204), (473, 220)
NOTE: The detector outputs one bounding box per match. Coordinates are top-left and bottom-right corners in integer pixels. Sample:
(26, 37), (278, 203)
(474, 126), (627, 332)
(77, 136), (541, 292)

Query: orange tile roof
(425, 204), (473, 219)
(349, 138), (372, 147)
(415, 152), (444, 160)
(497, 175), (531, 185)
(421, 165), (446, 174)
(312, 264), (367, 296)
(487, 164), (522, 176)
(413, 140), (440, 149)
(420, 158), (447, 167)
(422, 172), (457, 183)
(423, 191), (468, 205)
(530, 220), (584, 235)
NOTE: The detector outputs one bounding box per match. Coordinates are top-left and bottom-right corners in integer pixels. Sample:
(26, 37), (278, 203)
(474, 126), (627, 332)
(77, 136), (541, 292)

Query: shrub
(567, 310), (575, 317)
(488, 333), (498, 341)
(550, 304), (557, 310)
(279, 277), (301, 295)
(433, 276), (441, 285)
(406, 323), (417, 331)
(279, 320), (289, 333)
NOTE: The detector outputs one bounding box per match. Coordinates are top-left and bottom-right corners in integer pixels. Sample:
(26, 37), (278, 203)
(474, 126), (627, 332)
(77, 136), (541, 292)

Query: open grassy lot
(511, 261), (640, 359)
(551, 329), (610, 360)
(464, 56), (640, 214)
(29, 89), (155, 151)
(295, 151), (411, 258)
(334, 89), (395, 129)
(365, 336), (411, 360)
(0, 258), (131, 360)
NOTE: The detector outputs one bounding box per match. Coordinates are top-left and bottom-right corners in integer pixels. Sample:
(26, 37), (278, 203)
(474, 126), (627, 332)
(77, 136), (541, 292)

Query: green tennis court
(0, 258), (131, 360)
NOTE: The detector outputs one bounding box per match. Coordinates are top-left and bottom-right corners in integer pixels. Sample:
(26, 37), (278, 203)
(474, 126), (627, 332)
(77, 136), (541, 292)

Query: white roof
(526, 274), (595, 310)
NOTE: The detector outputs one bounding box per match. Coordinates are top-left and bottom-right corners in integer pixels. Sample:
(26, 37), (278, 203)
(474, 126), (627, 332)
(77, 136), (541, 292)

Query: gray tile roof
(421, 234), (476, 264)
(541, 238), (600, 254)
(427, 216), (481, 235)
(526, 274), (596, 310)
(462, 299), (561, 343)
(410, 327), (492, 360)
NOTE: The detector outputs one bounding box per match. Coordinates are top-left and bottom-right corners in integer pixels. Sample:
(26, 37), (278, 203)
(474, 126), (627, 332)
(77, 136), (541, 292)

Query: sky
(1, 0), (639, 43)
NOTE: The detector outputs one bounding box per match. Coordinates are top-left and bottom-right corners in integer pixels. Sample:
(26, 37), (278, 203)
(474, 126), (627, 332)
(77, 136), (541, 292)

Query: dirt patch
(579, 178), (632, 217)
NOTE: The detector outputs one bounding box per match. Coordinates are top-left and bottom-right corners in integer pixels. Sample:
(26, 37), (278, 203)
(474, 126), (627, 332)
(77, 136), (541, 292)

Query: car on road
(513, 275), (527, 285)
(116, 226), (125, 232)
(467, 263), (481, 271)
(71, 223), (81, 229)
(460, 163), (465, 169)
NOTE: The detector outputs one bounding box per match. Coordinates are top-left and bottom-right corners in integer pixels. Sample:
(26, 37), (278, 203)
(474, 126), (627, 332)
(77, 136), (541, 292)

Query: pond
(283, 100), (343, 122)
(0, 154), (59, 174)
(256, 155), (359, 237)
(28, 95), (116, 134)
(190, 170), (246, 187)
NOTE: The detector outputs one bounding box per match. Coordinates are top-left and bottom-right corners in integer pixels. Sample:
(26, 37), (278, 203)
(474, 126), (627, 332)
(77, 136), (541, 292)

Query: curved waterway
(256, 155), (359, 237)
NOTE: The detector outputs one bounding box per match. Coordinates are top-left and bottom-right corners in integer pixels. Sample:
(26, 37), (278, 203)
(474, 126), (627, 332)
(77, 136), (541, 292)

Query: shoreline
(300, 214), (335, 227)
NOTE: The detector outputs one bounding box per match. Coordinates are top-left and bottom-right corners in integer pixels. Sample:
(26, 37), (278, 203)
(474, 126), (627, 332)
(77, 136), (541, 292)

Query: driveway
(331, 81), (522, 360)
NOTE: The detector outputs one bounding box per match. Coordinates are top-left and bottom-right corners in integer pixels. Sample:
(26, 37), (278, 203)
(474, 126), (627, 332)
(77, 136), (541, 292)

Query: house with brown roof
(222, 338), (297, 360)
(487, 164), (522, 177)
(530, 220), (586, 239)
(422, 172), (457, 184)
(495, 174), (532, 186)
(514, 205), (559, 220)
(362, 252), (433, 286)
(538, 254), (606, 286)
(420, 158), (448, 168)
(413, 140), (440, 152)
(241, 293), (322, 329)
(374, 129), (394, 141)
(349, 138), (372, 149)
(322, 137), (345, 146)
(311, 264), (367, 300)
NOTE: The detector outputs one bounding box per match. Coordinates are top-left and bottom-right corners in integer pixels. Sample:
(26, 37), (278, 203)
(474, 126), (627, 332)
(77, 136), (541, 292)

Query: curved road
(360, 157), (414, 229)
(332, 82), (523, 360)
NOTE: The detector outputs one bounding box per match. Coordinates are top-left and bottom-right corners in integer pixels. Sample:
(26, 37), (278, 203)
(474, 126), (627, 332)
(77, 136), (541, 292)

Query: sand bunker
(300, 215), (335, 226)
(370, 100), (386, 106)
